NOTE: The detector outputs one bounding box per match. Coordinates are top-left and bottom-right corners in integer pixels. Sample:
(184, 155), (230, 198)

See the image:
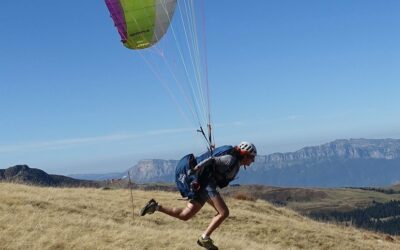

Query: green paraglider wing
(105, 0), (177, 49)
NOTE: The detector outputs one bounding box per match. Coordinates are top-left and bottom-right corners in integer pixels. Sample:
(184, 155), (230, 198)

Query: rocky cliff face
(252, 138), (400, 170)
(245, 139), (400, 187)
(128, 159), (177, 183)
(260, 139), (400, 162)
(126, 139), (400, 186)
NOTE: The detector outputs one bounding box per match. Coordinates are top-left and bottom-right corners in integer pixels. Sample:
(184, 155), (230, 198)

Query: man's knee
(220, 208), (229, 219)
(179, 213), (193, 221)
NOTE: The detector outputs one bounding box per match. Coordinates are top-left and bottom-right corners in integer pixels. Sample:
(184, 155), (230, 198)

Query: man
(140, 141), (257, 250)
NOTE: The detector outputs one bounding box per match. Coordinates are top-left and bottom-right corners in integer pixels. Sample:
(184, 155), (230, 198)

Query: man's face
(241, 154), (255, 166)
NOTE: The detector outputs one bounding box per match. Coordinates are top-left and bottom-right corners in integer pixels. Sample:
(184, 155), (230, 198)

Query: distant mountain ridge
(0, 165), (98, 187)
(251, 138), (400, 171)
(244, 138), (400, 187)
(123, 138), (400, 187)
(261, 139), (400, 163)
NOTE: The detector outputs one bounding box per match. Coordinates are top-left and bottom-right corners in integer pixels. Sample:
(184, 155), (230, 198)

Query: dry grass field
(0, 183), (399, 250)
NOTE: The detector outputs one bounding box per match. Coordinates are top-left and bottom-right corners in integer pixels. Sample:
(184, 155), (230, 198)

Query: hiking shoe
(197, 236), (218, 250)
(139, 199), (158, 216)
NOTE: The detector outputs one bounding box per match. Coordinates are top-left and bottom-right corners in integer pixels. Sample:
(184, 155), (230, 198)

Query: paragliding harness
(175, 145), (235, 200)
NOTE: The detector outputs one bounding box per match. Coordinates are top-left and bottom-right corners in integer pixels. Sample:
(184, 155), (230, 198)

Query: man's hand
(193, 164), (204, 172)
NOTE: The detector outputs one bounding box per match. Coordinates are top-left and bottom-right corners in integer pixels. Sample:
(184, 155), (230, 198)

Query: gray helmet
(237, 141), (257, 156)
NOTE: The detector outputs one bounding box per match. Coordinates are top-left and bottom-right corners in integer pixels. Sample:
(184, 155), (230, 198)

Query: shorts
(191, 179), (220, 205)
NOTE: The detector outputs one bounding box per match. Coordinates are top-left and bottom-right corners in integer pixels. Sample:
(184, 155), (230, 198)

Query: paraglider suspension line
(197, 125), (213, 153)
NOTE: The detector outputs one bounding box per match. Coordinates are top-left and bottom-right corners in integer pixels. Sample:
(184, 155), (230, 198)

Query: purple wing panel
(105, 0), (127, 42)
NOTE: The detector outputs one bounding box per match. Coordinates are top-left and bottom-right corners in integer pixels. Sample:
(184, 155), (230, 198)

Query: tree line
(309, 200), (400, 235)
(346, 187), (400, 194)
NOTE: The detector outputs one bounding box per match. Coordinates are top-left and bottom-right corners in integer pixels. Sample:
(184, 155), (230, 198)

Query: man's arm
(193, 157), (215, 172)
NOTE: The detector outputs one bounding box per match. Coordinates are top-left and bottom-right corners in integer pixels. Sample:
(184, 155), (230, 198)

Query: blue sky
(1, 0), (399, 174)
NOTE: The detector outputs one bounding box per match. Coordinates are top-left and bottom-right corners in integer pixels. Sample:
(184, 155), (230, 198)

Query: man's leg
(203, 194), (229, 237)
(196, 195), (227, 250)
(158, 201), (204, 221)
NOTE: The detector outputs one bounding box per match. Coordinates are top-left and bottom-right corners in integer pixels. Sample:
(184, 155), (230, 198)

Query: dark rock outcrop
(0, 165), (99, 187)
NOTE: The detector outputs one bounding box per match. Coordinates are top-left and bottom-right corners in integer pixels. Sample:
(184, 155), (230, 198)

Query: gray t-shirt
(196, 154), (241, 186)
(214, 155), (241, 180)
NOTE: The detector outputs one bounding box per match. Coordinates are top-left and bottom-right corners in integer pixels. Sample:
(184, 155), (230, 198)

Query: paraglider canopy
(105, 0), (214, 149)
(105, 0), (177, 49)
